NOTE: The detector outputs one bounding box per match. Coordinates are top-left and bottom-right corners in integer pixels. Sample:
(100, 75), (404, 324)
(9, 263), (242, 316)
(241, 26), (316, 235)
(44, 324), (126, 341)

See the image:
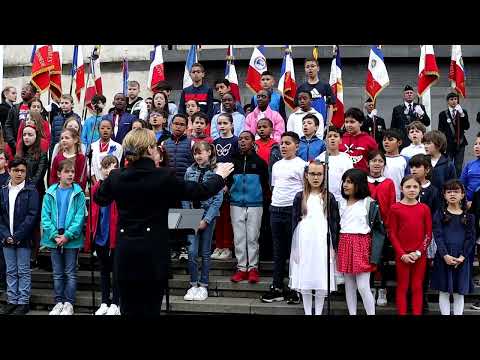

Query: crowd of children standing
(0, 56), (478, 316)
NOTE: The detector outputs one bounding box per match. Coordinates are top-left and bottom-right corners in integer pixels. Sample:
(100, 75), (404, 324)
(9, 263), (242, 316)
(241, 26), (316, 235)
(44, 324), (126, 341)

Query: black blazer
(391, 103), (430, 146)
(94, 157), (225, 285)
(361, 115), (386, 147)
(438, 109), (470, 153)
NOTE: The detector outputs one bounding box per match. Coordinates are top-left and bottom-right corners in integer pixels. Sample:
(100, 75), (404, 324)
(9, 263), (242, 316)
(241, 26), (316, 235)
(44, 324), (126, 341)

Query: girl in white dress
(289, 160), (340, 315)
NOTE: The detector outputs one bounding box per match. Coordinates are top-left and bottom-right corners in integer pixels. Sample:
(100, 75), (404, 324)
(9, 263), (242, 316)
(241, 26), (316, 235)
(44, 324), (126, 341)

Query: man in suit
(438, 92), (470, 177)
(391, 85), (430, 147)
(362, 97), (386, 147)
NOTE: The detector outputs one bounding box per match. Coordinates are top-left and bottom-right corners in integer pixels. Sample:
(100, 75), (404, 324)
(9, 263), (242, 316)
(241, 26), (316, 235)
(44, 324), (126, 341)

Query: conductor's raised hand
(215, 163), (234, 179)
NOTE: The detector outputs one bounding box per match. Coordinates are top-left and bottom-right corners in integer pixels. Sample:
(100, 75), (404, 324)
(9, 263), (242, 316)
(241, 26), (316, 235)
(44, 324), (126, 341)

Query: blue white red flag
(278, 45), (297, 110)
(183, 45), (198, 89)
(225, 45), (241, 103)
(449, 45), (466, 97)
(245, 46), (267, 94)
(148, 45), (165, 91)
(418, 45), (439, 96)
(329, 45), (344, 129)
(122, 54), (129, 96)
(365, 45), (389, 102)
(84, 46), (102, 111)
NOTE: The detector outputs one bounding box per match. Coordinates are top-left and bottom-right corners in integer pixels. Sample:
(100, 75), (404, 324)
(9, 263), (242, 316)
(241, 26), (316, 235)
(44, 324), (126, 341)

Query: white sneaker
(210, 248), (222, 259)
(106, 304), (121, 315)
(184, 286), (198, 301)
(95, 303), (109, 315)
(217, 248), (232, 260)
(49, 302), (64, 315)
(194, 286), (208, 301)
(377, 288), (388, 306)
(60, 302), (74, 315)
(178, 247), (188, 261)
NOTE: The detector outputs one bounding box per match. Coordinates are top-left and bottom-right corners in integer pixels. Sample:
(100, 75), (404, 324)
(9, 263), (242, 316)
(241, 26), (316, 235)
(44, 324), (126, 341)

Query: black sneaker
(11, 304), (29, 315)
(285, 290), (301, 305)
(0, 303), (17, 315)
(471, 302), (480, 310)
(170, 251), (179, 260)
(261, 286), (284, 303)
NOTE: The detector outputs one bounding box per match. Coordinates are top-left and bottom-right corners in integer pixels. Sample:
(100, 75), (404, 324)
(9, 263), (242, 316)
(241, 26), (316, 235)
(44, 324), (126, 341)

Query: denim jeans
(187, 219), (216, 287)
(50, 248), (79, 304)
(3, 247), (31, 305)
(270, 206), (293, 289)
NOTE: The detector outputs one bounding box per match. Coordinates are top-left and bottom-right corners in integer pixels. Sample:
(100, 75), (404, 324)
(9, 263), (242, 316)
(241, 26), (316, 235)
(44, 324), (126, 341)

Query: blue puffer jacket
(0, 182), (40, 248)
(164, 134), (194, 181)
(182, 164), (223, 224)
(228, 151), (269, 207)
(297, 135), (326, 161)
(50, 111), (82, 153)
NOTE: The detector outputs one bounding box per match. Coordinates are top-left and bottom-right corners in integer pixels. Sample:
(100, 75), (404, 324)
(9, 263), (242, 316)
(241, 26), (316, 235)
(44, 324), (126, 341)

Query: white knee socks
(302, 291), (326, 315)
(344, 273), (375, 315)
(439, 291), (464, 315)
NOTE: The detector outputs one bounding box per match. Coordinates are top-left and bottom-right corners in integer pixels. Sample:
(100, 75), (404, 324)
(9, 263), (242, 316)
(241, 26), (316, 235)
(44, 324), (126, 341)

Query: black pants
(270, 206), (293, 289)
(118, 279), (165, 316)
(258, 202), (273, 261)
(96, 245), (119, 305)
(448, 145), (466, 178)
(0, 244), (5, 287)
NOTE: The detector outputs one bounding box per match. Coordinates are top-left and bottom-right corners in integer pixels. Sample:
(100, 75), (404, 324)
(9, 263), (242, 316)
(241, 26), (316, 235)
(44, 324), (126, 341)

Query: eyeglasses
(307, 172), (323, 178)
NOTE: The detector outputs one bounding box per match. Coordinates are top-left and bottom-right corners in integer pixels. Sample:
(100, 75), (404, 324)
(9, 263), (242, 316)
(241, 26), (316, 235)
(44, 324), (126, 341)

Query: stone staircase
(11, 252), (480, 315)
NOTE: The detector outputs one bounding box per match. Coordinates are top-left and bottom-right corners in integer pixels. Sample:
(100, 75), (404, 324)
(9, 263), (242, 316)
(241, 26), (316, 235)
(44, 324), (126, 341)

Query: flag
(245, 46), (267, 94)
(449, 45), (466, 97)
(225, 45), (241, 103)
(122, 54), (129, 96)
(329, 45), (344, 128)
(278, 45), (297, 110)
(84, 46), (102, 111)
(148, 45), (165, 91)
(71, 45), (85, 102)
(182, 45), (198, 89)
(418, 45), (439, 96)
(313, 46), (319, 61)
(31, 45), (54, 93)
(49, 45), (63, 101)
(365, 45), (389, 102)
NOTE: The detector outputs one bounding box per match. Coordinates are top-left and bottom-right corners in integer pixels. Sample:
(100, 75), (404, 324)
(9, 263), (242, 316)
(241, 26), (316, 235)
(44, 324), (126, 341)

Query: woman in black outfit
(94, 128), (233, 316)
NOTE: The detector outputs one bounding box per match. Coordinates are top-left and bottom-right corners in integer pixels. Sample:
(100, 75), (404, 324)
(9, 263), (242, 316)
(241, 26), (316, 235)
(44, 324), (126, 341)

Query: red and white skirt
(336, 233), (376, 274)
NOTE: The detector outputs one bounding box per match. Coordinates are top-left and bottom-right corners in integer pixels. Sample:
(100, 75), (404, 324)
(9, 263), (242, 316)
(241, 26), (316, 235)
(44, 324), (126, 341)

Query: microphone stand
(324, 147), (332, 315)
(81, 105), (102, 314)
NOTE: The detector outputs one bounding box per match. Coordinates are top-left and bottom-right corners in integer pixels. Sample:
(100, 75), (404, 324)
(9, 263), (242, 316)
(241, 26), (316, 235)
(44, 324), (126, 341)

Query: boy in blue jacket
(297, 114), (326, 161)
(41, 159), (86, 316)
(0, 158), (40, 315)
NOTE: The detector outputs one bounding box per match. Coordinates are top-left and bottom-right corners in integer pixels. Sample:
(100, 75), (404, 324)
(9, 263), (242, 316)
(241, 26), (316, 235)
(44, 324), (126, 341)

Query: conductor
(94, 128), (233, 316)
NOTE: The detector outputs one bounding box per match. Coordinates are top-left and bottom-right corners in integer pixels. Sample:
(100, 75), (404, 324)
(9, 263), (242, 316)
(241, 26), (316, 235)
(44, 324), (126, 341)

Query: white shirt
(316, 151), (353, 201)
(286, 108), (324, 139)
(400, 144), (426, 158)
(91, 139), (123, 181)
(384, 155), (409, 201)
(431, 156), (440, 168)
(404, 101), (414, 110)
(271, 157), (307, 207)
(8, 180), (25, 235)
(339, 198), (370, 234)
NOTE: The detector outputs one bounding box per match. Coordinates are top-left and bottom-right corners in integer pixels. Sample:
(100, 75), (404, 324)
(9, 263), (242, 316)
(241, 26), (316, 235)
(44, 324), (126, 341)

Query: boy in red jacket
(340, 108), (378, 173)
(85, 155), (120, 316)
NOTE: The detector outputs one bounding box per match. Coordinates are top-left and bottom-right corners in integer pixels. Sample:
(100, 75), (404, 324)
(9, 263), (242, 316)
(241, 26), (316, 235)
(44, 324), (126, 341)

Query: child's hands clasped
(55, 235), (68, 246)
(401, 254), (415, 264)
(444, 254), (460, 266)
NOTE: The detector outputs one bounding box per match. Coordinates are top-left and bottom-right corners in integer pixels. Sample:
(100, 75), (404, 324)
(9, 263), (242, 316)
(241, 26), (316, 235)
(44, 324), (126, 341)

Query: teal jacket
(41, 183), (86, 249)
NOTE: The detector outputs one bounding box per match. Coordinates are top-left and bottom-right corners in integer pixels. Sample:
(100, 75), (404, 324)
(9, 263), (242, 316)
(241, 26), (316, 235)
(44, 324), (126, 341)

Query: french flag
(246, 45), (267, 94)
(122, 54), (129, 96)
(225, 45), (241, 103)
(49, 45), (63, 101)
(31, 45), (53, 93)
(84, 46), (103, 111)
(449, 45), (466, 97)
(72, 45), (85, 102)
(329, 45), (344, 129)
(365, 45), (389, 102)
(182, 45), (198, 89)
(418, 45), (439, 96)
(148, 45), (165, 91)
(278, 45), (297, 110)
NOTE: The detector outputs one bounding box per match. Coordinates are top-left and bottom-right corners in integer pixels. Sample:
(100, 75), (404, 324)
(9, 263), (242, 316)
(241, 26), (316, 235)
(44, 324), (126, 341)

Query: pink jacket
(245, 106), (285, 143)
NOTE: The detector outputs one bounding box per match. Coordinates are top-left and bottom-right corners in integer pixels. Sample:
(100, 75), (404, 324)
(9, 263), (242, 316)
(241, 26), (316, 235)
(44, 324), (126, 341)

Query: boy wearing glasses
(245, 89), (284, 142)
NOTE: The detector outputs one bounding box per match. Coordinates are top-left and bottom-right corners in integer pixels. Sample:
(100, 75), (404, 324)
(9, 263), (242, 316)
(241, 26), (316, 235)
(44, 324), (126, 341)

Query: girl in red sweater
(367, 150), (396, 307)
(388, 175), (432, 315)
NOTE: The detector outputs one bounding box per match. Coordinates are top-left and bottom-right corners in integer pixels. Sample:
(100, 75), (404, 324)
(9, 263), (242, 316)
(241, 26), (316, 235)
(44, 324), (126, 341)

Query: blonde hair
(122, 128), (156, 163)
(61, 128), (82, 155)
(192, 141), (216, 169)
